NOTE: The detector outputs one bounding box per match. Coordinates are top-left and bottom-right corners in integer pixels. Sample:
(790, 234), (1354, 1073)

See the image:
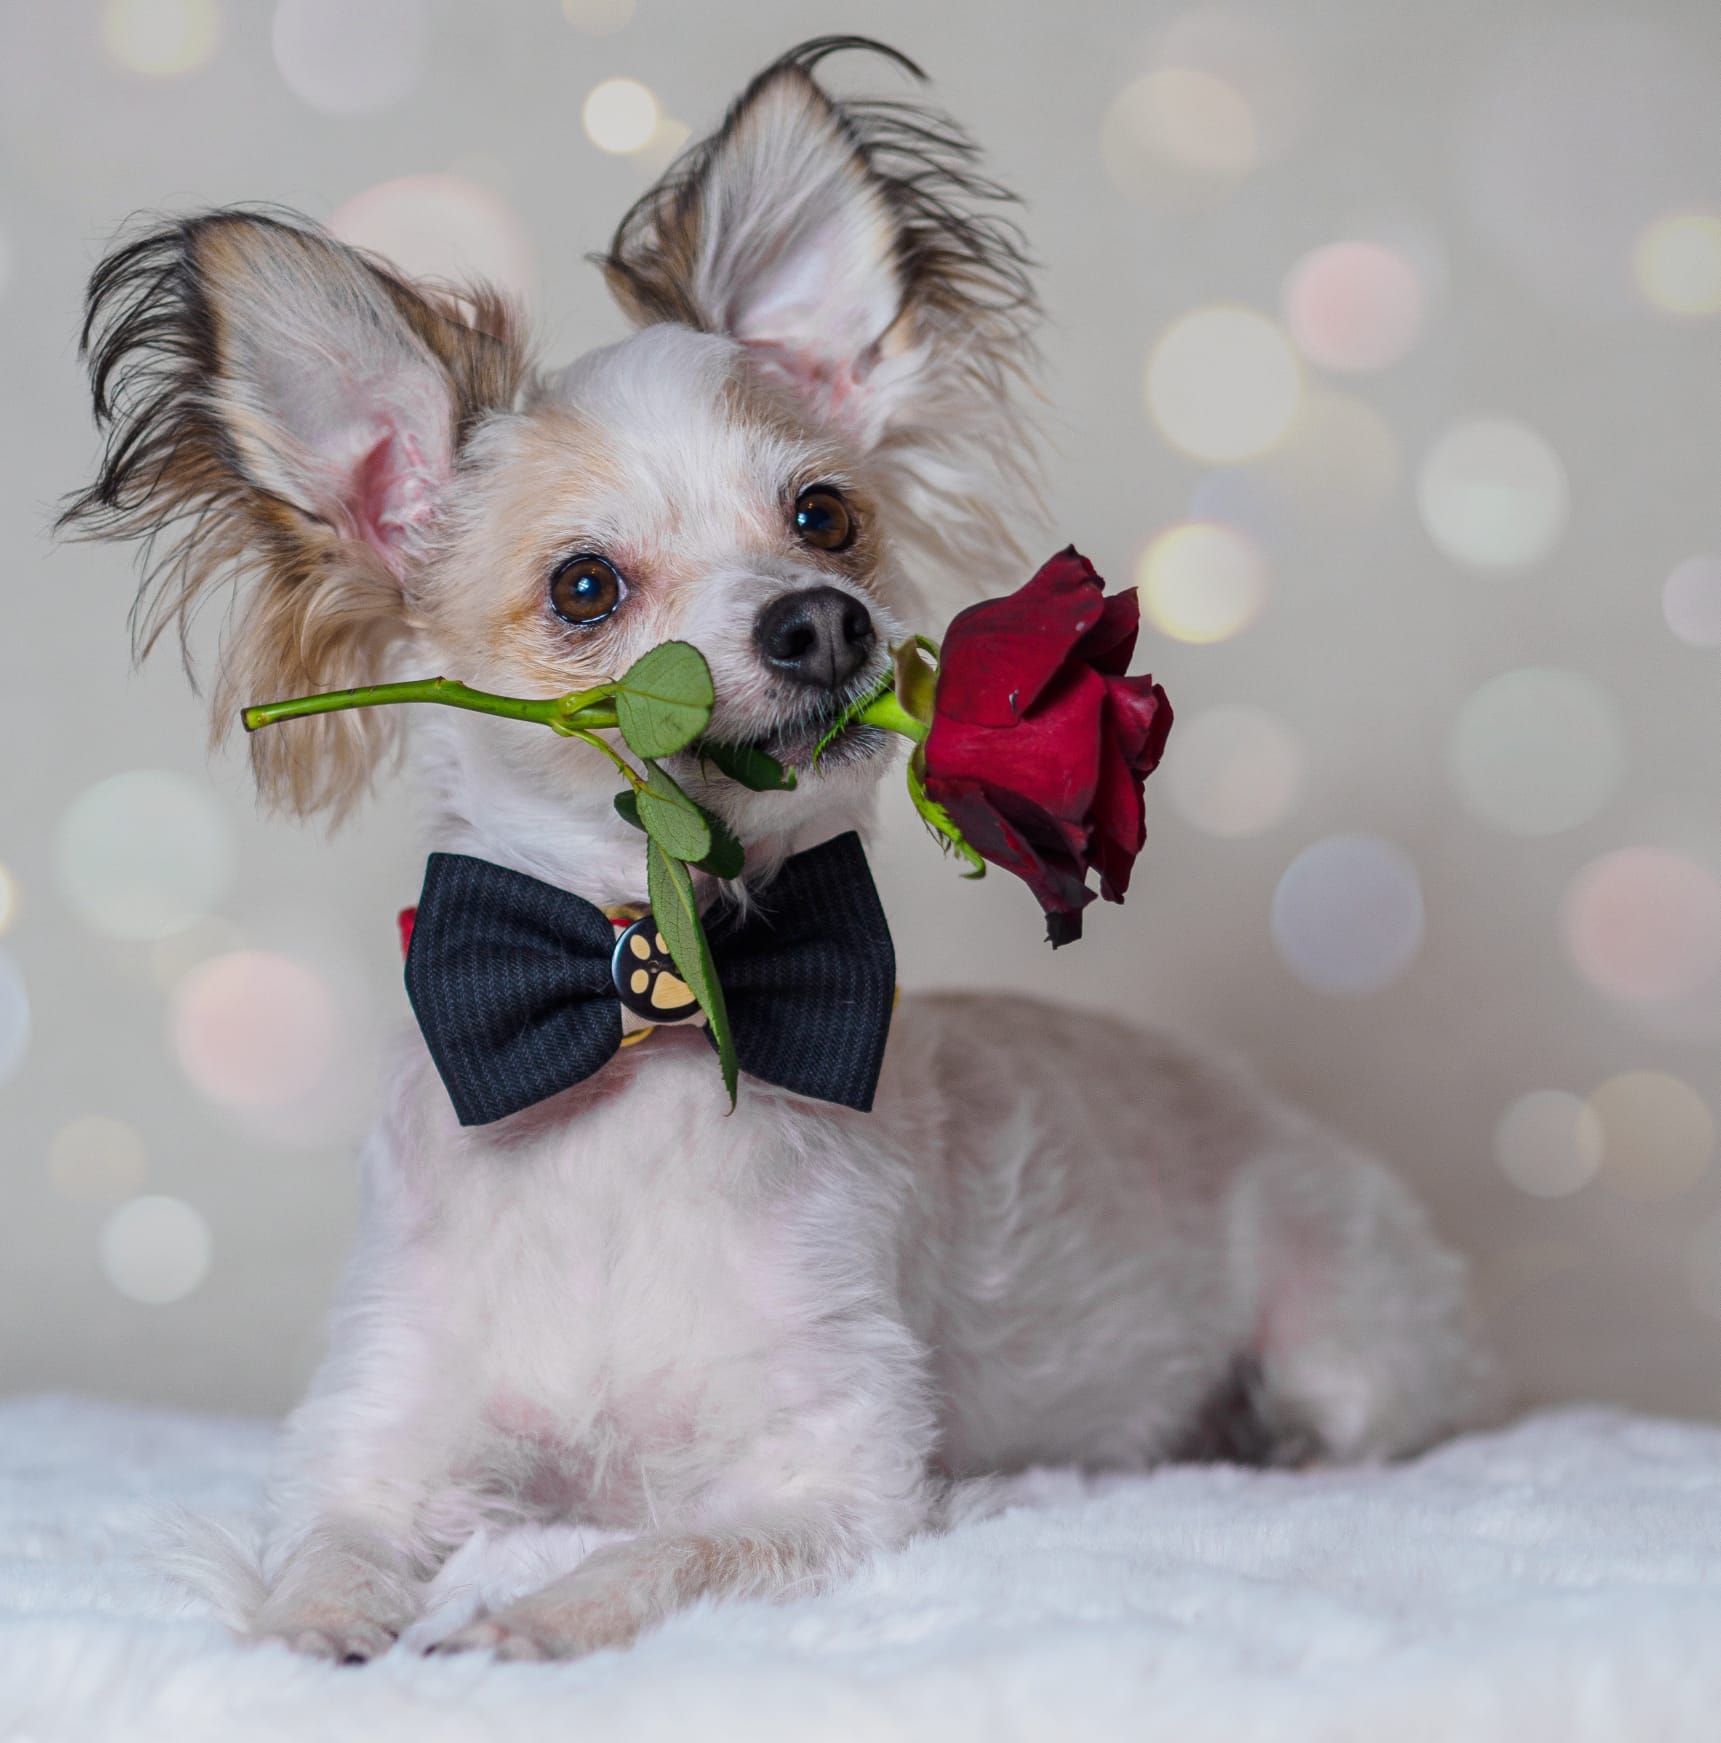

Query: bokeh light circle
(101, 0), (220, 78)
(1258, 390), (1401, 526)
(57, 770), (234, 942)
(1662, 556), (1721, 647)
(272, 0), (425, 116)
(1493, 1090), (1603, 1199)
(1282, 242), (1425, 373)
(1102, 68), (1258, 194)
(1417, 417), (1569, 573)
(1145, 307), (1302, 464)
(1137, 522), (1269, 644)
(1562, 849), (1721, 1005)
(0, 950), (29, 1089)
(332, 174), (536, 303)
(0, 864), (17, 936)
(49, 1115), (148, 1204)
(1154, 7), (1309, 160)
(583, 77), (660, 154)
(1447, 668), (1624, 836)
(1164, 706), (1304, 837)
(1271, 834), (1425, 995)
(170, 950), (337, 1110)
(99, 1196), (211, 1305)
(560, 0), (633, 32)
(1633, 214), (1721, 317)
(1588, 1071), (1714, 1202)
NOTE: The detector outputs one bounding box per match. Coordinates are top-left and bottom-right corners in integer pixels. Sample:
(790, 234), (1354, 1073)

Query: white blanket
(3, 1395), (1720, 1743)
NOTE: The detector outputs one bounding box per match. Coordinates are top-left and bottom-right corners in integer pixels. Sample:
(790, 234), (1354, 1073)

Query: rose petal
(927, 775), (1096, 944)
(924, 665), (1107, 826)
(1104, 676), (1174, 774)
(1075, 586), (1141, 676)
(933, 548), (1108, 729)
(1089, 727), (1146, 903)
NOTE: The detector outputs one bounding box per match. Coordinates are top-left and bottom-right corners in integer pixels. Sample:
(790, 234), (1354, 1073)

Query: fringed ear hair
(600, 36), (1045, 613)
(58, 209), (527, 818)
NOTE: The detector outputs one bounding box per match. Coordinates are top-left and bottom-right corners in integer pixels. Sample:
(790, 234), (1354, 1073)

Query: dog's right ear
(59, 210), (526, 818)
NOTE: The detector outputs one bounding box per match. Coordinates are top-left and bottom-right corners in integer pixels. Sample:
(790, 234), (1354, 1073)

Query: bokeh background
(3, 0), (1721, 1420)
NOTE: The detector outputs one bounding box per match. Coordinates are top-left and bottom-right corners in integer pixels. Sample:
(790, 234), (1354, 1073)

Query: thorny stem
(559, 725), (644, 788)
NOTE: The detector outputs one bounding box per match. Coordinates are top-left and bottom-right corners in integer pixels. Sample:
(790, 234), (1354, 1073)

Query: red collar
(397, 904), (631, 960)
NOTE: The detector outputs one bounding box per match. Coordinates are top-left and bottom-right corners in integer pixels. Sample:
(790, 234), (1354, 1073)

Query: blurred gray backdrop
(4, 0), (1721, 1420)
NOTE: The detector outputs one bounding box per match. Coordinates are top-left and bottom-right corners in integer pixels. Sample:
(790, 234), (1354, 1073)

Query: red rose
(920, 548), (1173, 946)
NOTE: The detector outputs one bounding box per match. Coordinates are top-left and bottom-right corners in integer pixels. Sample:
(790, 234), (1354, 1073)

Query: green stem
(855, 687), (931, 745)
(561, 725), (643, 788)
(241, 677), (618, 735)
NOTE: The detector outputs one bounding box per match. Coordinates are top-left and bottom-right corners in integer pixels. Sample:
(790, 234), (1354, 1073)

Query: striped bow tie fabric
(403, 831), (896, 1125)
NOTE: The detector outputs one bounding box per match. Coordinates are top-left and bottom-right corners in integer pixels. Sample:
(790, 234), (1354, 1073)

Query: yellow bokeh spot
(1589, 1072), (1714, 1202)
(583, 77), (660, 155)
(1137, 522), (1268, 644)
(102, 0), (219, 78)
(1633, 214), (1721, 316)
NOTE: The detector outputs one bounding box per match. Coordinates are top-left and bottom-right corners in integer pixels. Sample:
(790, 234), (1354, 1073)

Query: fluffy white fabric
(3, 1395), (1720, 1743)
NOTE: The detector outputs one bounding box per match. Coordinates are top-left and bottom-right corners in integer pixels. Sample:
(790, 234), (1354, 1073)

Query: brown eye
(794, 486), (856, 553)
(549, 554), (626, 626)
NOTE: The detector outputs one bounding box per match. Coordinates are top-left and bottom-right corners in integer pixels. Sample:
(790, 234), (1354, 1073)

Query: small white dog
(65, 38), (1496, 1662)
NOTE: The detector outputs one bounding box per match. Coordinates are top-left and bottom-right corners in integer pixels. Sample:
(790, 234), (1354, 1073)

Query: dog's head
(61, 38), (1040, 882)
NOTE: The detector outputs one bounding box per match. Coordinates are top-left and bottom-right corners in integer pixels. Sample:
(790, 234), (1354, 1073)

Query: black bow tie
(403, 832), (896, 1126)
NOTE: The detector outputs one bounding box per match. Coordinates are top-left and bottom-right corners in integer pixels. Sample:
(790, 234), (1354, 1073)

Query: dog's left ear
(602, 37), (1043, 596)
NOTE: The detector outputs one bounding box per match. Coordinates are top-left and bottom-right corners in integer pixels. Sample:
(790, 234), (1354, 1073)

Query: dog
(62, 37), (1497, 1662)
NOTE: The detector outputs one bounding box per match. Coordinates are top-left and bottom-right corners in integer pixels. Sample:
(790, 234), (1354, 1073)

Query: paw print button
(610, 915), (701, 1023)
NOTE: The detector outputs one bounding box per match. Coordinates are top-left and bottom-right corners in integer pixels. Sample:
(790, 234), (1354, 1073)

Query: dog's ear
(59, 209), (526, 818)
(601, 37), (1043, 605)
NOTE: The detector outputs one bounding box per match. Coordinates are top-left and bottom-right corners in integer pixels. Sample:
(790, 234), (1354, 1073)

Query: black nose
(754, 586), (875, 691)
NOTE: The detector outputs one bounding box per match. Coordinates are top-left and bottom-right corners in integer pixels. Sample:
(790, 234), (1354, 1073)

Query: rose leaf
(635, 763), (713, 862)
(698, 739), (797, 791)
(647, 839), (738, 1108)
(614, 642), (716, 758)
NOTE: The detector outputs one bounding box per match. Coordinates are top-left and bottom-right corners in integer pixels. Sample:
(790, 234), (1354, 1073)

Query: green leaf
(634, 763), (712, 862)
(697, 738), (797, 791)
(614, 642), (715, 759)
(648, 838), (738, 1108)
(626, 777), (741, 877)
(907, 748), (985, 878)
(693, 809), (745, 880)
(892, 637), (939, 727)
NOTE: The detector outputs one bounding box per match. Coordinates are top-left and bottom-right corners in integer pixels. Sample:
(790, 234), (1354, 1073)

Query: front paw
(429, 1597), (638, 1662)
(251, 1609), (399, 1664)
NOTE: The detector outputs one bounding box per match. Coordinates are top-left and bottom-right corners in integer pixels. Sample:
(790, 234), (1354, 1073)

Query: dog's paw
(428, 1597), (637, 1662)
(252, 1613), (399, 1664)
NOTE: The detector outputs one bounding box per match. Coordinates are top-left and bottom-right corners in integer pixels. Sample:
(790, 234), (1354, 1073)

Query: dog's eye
(549, 554), (626, 626)
(793, 486), (856, 553)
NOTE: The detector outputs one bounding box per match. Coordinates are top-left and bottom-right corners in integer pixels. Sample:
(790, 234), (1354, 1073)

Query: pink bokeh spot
(1282, 242), (1424, 373)
(1562, 849), (1721, 1005)
(171, 951), (338, 1111)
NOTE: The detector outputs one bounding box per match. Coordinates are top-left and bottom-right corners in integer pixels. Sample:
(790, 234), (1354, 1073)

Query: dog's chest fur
(390, 1037), (917, 1531)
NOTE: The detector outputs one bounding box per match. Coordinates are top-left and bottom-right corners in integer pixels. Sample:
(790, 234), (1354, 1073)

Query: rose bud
(919, 548), (1173, 945)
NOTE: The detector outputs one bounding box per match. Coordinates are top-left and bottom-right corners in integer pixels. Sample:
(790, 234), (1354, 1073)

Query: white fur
(83, 47), (1500, 1664)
